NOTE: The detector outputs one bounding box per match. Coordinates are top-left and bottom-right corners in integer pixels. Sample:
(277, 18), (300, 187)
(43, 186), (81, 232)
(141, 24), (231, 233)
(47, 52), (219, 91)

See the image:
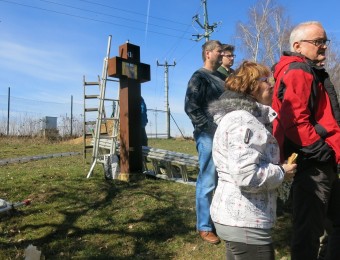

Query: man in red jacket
(272, 21), (340, 259)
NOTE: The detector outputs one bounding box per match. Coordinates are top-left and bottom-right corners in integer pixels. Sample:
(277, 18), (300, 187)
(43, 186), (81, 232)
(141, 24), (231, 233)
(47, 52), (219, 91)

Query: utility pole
(156, 60), (176, 139)
(192, 0), (220, 42)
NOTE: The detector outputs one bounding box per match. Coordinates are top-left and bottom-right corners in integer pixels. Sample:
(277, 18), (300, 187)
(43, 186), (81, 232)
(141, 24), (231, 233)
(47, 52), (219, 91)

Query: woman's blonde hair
(225, 61), (270, 95)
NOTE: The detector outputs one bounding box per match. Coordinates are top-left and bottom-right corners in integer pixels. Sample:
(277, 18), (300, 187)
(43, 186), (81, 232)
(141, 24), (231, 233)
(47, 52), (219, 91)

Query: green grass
(0, 137), (291, 259)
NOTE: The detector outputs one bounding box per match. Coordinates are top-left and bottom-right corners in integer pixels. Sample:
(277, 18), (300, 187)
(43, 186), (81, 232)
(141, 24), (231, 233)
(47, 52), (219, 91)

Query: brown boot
(199, 231), (220, 244)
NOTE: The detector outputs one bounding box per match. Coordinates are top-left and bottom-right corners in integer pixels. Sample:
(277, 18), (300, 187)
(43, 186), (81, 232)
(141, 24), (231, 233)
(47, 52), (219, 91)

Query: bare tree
(235, 0), (291, 66)
(325, 36), (340, 100)
(236, 0), (340, 101)
(269, 7), (292, 64)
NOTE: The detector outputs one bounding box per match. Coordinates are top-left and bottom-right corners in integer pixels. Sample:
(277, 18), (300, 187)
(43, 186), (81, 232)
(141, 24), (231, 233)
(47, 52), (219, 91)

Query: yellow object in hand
(287, 153), (298, 164)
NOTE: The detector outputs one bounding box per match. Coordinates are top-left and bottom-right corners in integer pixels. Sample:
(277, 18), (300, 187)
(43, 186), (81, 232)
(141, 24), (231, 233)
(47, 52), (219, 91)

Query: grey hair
(201, 40), (222, 61)
(289, 21), (324, 51)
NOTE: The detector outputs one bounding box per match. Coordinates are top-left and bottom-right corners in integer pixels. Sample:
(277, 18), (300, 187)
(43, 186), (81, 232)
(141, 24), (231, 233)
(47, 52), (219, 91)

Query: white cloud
(0, 40), (88, 82)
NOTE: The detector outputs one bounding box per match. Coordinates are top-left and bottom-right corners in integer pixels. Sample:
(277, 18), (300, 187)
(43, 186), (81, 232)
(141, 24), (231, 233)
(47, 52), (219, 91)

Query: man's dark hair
(201, 40), (222, 61)
(222, 44), (235, 52)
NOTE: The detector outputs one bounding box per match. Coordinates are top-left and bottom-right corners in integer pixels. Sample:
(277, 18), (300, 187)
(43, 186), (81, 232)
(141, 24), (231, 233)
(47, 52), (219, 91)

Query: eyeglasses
(259, 76), (275, 85)
(224, 54), (236, 58)
(300, 39), (330, 47)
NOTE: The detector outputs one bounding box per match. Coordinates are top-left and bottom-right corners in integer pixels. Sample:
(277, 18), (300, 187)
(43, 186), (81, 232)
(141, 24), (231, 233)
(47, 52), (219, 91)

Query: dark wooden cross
(108, 42), (150, 181)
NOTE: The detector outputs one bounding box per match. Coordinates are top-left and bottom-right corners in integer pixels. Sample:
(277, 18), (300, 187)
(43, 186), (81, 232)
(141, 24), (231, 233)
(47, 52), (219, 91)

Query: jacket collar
(208, 89), (277, 125)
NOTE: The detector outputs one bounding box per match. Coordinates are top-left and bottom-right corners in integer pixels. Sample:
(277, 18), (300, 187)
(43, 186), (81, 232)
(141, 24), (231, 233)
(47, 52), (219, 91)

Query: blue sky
(0, 0), (340, 137)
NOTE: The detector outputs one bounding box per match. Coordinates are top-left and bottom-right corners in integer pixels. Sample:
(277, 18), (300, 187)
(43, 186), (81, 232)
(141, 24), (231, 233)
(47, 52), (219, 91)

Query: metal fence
(0, 94), (192, 138)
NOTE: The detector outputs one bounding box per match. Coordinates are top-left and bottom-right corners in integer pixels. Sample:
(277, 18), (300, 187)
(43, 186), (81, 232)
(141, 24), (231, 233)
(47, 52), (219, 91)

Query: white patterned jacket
(209, 90), (284, 229)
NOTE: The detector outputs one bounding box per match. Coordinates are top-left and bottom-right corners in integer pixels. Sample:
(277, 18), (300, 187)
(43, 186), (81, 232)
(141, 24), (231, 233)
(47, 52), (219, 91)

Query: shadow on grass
(0, 154), (293, 259)
(272, 198), (293, 257)
(0, 177), (197, 259)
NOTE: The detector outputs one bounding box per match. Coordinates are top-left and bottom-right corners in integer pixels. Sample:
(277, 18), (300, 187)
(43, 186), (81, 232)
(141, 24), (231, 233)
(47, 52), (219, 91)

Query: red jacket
(272, 52), (340, 165)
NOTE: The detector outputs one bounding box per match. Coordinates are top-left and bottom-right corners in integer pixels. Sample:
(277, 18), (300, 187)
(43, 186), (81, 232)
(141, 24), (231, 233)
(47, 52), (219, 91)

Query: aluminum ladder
(84, 35), (120, 179)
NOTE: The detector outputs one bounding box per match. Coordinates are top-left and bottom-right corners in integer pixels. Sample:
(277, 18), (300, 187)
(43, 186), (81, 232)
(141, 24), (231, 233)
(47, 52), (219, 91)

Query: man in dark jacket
(272, 21), (340, 259)
(184, 40), (225, 244)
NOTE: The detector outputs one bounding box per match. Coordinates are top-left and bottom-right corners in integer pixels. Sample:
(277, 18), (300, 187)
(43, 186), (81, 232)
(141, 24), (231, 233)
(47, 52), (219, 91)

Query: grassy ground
(0, 137), (291, 259)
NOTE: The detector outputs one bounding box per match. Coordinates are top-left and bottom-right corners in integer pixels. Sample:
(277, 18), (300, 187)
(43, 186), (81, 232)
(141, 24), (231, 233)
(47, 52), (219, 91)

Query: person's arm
(184, 72), (214, 131)
(213, 111), (285, 193)
(280, 68), (334, 162)
(324, 77), (340, 125)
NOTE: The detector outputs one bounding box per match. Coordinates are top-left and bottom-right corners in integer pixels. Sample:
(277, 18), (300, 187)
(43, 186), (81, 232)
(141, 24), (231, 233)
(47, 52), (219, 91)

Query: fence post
(71, 95), (73, 136)
(7, 87), (10, 136)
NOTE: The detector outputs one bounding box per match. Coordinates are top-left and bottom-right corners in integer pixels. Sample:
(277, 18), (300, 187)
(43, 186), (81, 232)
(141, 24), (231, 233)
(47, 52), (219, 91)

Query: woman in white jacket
(209, 61), (296, 260)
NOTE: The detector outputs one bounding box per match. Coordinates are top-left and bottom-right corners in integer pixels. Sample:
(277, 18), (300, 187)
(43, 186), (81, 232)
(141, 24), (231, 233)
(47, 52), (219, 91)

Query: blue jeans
(194, 131), (217, 231)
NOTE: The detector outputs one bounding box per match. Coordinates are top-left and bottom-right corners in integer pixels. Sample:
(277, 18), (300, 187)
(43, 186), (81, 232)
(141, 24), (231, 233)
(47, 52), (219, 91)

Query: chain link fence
(0, 94), (192, 138)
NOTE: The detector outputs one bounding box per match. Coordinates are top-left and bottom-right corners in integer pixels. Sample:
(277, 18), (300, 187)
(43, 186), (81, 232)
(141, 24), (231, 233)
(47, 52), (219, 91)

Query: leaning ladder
(86, 35), (120, 178)
(83, 75), (101, 160)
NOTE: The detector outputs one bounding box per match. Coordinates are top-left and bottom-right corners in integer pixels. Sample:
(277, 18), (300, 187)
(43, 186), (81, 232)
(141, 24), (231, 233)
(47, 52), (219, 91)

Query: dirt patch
(66, 137), (83, 144)
(65, 120), (117, 145)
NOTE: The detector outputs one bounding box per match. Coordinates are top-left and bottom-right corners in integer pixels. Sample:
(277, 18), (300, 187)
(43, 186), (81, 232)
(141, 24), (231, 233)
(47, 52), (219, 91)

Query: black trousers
(141, 127), (148, 146)
(325, 177), (340, 260)
(291, 162), (340, 260)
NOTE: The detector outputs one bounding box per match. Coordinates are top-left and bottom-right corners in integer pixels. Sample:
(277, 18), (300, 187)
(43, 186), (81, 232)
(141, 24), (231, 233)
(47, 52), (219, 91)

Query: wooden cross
(107, 42), (150, 181)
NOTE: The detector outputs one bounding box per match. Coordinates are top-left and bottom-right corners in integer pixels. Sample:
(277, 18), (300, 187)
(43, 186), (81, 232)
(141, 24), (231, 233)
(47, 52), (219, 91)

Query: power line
(0, 0), (193, 40)
(158, 2), (202, 62)
(162, 19), (196, 61)
(78, 0), (189, 26)
(0, 0), (205, 63)
(0, 94), (76, 105)
(36, 0), (190, 34)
